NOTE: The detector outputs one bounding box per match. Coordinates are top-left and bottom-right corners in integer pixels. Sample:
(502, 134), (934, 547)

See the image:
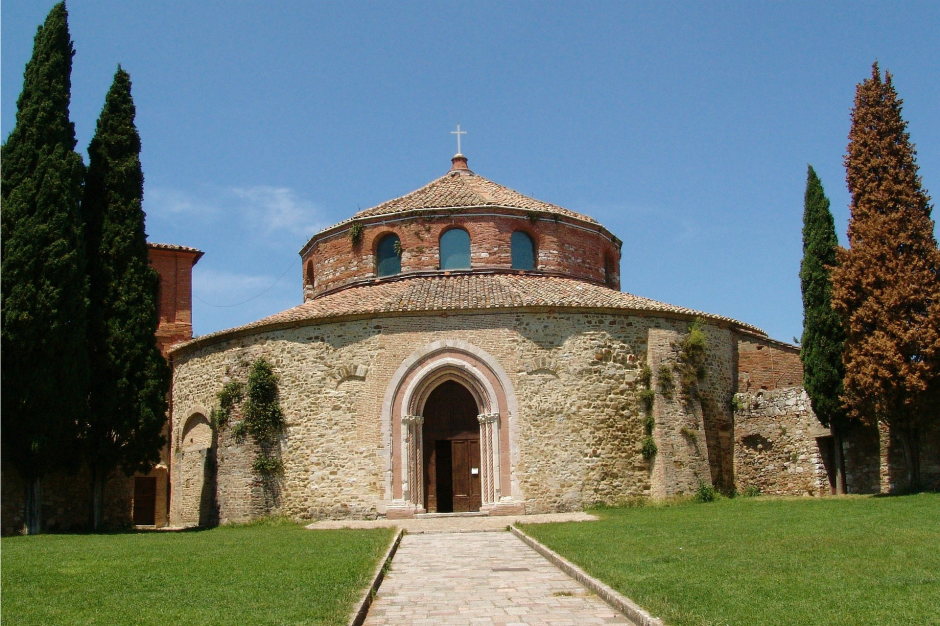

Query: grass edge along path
(520, 494), (940, 626)
(1, 519), (396, 626)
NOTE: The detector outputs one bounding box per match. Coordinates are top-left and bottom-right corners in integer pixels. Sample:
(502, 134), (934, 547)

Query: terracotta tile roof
(148, 242), (204, 257)
(351, 169), (598, 224)
(173, 274), (765, 354)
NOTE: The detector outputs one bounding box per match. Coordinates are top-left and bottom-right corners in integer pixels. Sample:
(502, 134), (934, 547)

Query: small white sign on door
(471, 467), (479, 475)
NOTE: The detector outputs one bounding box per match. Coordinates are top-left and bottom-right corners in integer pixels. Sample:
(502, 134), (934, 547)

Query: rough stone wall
(1, 464), (134, 535)
(301, 212), (620, 298)
(646, 324), (736, 498)
(171, 310), (740, 523)
(732, 388), (829, 496)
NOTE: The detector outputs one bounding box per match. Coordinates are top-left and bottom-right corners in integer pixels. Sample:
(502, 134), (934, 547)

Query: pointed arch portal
(380, 340), (524, 517)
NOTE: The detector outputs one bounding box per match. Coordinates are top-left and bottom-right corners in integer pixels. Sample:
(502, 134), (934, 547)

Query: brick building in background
(131, 243), (203, 527)
(1, 242), (202, 534)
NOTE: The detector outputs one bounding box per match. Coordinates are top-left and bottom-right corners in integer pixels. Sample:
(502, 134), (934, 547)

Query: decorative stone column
(477, 412), (501, 505)
(401, 414), (425, 507)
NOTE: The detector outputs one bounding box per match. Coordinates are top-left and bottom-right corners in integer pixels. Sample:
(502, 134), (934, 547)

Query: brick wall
(736, 334), (803, 392)
(301, 211), (621, 298)
(148, 246), (200, 357)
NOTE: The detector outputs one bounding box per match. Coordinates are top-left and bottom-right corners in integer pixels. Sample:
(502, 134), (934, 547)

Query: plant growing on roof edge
(348, 222), (364, 246)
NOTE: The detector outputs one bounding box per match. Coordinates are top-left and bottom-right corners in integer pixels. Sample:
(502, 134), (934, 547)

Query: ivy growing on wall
(637, 363), (657, 459)
(212, 357), (285, 475)
(674, 317), (709, 404)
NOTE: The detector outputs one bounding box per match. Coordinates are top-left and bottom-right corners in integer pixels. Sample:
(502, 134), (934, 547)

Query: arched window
(439, 228), (471, 270)
(376, 234), (401, 277)
(304, 260), (315, 287)
(511, 231), (536, 270)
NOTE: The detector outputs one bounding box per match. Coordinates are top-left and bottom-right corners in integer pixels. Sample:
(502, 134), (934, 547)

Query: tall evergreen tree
(799, 166), (847, 493)
(81, 67), (170, 530)
(1, 2), (87, 535)
(832, 63), (940, 491)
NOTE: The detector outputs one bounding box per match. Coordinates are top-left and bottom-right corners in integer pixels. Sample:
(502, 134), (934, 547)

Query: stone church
(5, 153), (934, 534)
(166, 153), (938, 527)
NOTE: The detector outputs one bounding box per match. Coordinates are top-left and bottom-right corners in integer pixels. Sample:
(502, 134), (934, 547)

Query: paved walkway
(306, 511), (597, 533)
(362, 531), (632, 625)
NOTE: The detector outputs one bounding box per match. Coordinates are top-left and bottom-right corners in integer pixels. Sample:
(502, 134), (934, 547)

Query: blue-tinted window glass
(376, 234), (401, 277)
(439, 228), (471, 270)
(511, 231), (536, 270)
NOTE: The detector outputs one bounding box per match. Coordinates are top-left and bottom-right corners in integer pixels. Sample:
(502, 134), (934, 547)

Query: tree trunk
(90, 465), (107, 531)
(896, 426), (921, 493)
(24, 478), (42, 535)
(833, 426), (847, 495)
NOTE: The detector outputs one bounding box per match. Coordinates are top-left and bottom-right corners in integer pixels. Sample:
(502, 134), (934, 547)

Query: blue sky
(3, 1), (938, 342)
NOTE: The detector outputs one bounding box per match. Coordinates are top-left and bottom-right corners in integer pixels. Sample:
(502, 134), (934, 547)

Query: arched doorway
(382, 339), (525, 518)
(178, 412), (215, 526)
(423, 380), (482, 513)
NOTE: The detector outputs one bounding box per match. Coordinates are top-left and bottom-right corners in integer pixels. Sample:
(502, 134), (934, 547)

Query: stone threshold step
(415, 511), (489, 519)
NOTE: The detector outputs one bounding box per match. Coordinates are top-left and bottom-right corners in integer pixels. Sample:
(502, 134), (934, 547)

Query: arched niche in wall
(439, 228), (471, 270)
(304, 259), (315, 288)
(376, 233), (402, 277)
(511, 231), (536, 270)
(604, 251), (617, 288)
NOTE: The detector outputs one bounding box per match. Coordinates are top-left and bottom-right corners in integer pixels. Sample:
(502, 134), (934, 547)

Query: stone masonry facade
(169, 309), (827, 525)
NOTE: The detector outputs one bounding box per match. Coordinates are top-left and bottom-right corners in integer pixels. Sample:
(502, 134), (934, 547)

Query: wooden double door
(422, 380), (482, 513)
(426, 436), (481, 513)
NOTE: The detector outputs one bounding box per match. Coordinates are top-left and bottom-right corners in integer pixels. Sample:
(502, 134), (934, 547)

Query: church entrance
(422, 380), (482, 513)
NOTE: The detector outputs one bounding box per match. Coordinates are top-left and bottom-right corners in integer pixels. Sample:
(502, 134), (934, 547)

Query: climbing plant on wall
(638, 364), (657, 459)
(212, 357), (285, 475)
(674, 318), (709, 404)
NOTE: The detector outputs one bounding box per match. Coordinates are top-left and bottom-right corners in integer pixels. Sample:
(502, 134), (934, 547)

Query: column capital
(402, 414), (425, 426)
(477, 412), (499, 424)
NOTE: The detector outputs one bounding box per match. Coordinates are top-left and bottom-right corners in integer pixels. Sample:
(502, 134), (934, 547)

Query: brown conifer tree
(832, 63), (940, 490)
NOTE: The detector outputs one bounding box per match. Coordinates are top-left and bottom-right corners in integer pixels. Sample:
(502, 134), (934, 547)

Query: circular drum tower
(168, 154), (770, 525)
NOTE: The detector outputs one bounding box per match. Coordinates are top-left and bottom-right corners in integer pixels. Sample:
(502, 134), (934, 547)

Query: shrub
(742, 485), (762, 498)
(640, 388), (656, 413)
(694, 480), (716, 503)
(641, 436), (658, 459)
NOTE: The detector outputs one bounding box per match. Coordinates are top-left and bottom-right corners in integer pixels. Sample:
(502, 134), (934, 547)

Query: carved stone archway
(380, 340), (524, 518)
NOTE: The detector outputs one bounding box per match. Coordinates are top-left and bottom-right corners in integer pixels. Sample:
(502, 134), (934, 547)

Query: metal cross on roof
(451, 124), (466, 155)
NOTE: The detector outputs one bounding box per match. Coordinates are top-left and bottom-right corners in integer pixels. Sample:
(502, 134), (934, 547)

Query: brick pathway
(306, 511), (597, 533)
(363, 531), (632, 625)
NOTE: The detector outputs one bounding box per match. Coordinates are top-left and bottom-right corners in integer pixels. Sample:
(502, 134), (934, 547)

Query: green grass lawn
(1, 520), (394, 626)
(521, 494), (940, 626)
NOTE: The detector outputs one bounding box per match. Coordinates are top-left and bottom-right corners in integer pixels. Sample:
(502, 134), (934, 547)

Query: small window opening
(376, 234), (402, 277)
(439, 228), (471, 270)
(511, 231), (536, 270)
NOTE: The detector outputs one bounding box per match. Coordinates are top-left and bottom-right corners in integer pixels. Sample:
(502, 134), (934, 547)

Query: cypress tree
(832, 63), (940, 491)
(81, 67), (170, 530)
(1, 2), (87, 535)
(799, 166), (847, 493)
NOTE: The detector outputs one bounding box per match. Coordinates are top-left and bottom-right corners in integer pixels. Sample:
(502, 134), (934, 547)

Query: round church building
(169, 154), (816, 526)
